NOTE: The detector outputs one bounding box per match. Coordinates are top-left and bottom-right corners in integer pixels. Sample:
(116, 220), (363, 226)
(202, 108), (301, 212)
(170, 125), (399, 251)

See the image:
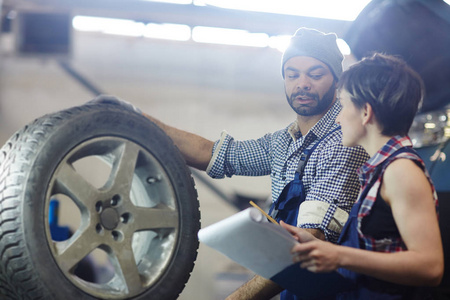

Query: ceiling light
(144, 23), (191, 41)
(73, 16), (145, 37)
(192, 26), (269, 47)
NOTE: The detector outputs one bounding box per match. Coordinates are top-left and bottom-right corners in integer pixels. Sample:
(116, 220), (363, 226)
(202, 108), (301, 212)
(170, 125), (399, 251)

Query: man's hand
(87, 95), (142, 114)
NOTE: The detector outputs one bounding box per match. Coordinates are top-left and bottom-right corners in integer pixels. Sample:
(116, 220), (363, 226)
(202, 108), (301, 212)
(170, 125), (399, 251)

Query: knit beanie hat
(282, 27), (344, 79)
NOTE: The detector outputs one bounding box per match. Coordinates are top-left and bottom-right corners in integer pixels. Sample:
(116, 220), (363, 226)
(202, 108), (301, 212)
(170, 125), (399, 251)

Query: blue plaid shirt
(207, 102), (369, 242)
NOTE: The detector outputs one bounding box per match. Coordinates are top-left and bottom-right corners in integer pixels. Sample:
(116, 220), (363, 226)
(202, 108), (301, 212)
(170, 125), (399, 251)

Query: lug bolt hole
(121, 213), (131, 224)
(95, 201), (103, 213)
(96, 223), (104, 234)
(112, 230), (123, 242)
(111, 194), (121, 207)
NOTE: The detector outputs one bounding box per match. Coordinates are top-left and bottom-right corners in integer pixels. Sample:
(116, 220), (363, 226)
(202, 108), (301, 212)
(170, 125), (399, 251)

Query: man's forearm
(304, 228), (325, 241)
(143, 113), (214, 170)
(226, 275), (283, 300)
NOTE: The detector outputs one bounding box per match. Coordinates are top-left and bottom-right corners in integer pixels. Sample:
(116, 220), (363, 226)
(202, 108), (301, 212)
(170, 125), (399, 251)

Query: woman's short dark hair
(337, 53), (425, 136)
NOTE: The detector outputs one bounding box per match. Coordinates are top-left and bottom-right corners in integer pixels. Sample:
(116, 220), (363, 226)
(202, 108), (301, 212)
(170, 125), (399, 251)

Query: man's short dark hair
(337, 53), (425, 136)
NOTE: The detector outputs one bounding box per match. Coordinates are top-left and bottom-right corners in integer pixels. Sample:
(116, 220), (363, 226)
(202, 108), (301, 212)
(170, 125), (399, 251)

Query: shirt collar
(358, 135), (413, 182)
(287, 101), (341, 142)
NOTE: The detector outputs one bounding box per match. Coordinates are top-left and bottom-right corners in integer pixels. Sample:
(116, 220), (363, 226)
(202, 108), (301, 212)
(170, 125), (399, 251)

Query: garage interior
(0, 0), (449, 299)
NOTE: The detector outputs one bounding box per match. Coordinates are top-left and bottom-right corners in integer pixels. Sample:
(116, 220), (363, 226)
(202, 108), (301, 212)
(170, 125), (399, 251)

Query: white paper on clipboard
(197, 207), (297, 279)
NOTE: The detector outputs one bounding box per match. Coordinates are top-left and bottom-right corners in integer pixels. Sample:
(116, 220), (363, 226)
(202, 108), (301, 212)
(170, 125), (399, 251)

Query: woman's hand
(290, 240), (342, 273)
(280, 222), (342, 273)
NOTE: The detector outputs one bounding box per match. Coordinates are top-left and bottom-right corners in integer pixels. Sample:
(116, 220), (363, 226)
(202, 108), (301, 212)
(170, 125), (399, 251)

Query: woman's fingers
(292, 251), (309, 263)
(293, 254), (319, 273)
(291, 242), (323, 273)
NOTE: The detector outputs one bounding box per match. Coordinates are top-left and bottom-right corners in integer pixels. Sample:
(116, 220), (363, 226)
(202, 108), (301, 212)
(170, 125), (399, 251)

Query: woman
(281, 53), (444, 299)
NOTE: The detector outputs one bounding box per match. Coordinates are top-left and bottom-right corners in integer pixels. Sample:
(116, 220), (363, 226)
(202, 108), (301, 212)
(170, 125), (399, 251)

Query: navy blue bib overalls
(337, 147), (433, 300)
(268, 128), (338, 300)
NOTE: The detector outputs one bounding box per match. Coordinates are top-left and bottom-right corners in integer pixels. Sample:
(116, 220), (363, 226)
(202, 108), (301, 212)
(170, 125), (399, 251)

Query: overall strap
(376, 146), (418, 176)
(338, 146), (418, 245)
(268, 126), (341, 224)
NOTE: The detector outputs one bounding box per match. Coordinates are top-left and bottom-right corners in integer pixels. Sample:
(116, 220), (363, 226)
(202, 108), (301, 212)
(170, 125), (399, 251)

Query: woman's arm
(290, 159), (444, 286)
(375, 158), (443, 285)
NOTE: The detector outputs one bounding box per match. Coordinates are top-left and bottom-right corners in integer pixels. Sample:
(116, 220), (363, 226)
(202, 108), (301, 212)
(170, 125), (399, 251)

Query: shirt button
(282, 176), (286, 180)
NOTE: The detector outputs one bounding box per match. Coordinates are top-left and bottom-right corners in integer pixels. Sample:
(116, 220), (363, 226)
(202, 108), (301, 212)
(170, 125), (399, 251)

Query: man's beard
(286, 84), (336, 116)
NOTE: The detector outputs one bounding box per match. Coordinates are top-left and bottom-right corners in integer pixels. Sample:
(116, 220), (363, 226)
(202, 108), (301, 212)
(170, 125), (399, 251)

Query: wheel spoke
(110, 242), (143, 295)
(54, 229), (99, 272)
(54, 161), (99, 209)
(132, 206), (179, 231)
(109, 141), (140, 193)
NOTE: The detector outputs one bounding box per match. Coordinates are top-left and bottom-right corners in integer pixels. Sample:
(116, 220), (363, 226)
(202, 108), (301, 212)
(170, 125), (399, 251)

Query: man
(221, 28), (368, 300)
(97, 27), (369, 299)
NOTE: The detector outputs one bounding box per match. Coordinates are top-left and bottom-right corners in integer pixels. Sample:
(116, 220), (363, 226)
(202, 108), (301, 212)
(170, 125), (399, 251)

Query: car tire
(0, 100), (200, 299)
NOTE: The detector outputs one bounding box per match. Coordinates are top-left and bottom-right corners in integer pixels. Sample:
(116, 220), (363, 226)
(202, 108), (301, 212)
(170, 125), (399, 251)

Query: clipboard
(198, 207), (354, 299)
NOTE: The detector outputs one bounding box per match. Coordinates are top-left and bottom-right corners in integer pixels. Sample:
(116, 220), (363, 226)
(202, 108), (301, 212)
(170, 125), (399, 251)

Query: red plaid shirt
(356, 136), (438, 252)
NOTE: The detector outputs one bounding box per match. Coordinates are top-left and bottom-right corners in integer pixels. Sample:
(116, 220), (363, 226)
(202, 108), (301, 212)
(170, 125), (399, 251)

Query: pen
(249, 201), (279, 225)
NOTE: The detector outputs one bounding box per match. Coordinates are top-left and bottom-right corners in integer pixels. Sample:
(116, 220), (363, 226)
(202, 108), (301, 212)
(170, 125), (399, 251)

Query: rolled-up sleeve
(298, 136), (368, 242)
(206, 131), (273, 179)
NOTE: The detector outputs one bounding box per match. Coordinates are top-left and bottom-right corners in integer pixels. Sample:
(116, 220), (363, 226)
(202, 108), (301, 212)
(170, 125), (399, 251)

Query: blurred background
(1, 0), (450, 299)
